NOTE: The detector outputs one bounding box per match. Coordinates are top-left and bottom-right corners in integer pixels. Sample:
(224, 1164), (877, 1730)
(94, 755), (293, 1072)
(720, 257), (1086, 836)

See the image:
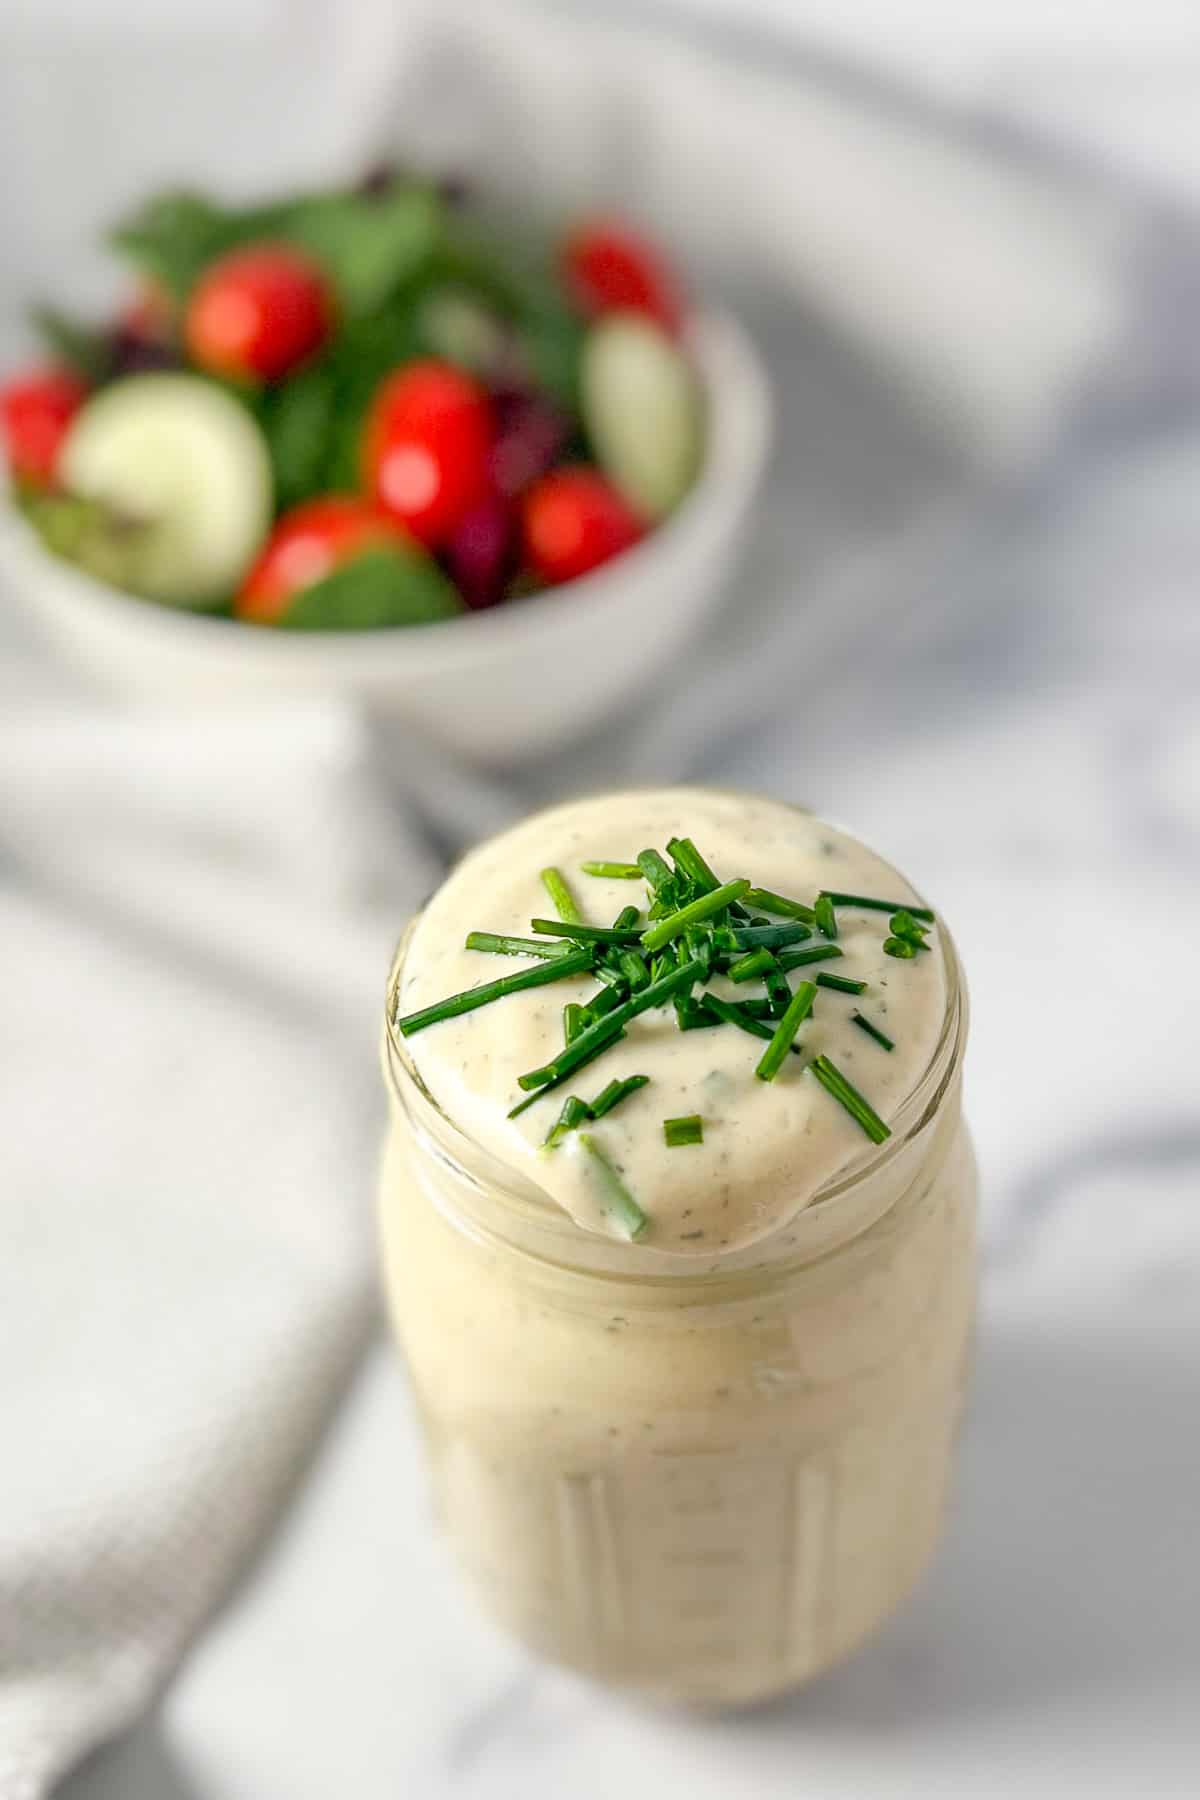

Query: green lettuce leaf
(278, 545), (462, 630)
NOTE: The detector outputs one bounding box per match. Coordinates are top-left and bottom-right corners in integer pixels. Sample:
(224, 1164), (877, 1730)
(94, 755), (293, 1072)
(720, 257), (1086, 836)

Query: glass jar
(379, 919), (976, 1705)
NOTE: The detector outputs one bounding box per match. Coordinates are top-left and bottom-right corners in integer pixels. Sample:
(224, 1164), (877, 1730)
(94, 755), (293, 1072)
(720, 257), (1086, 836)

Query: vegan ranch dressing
(382, 789), (976, 1700)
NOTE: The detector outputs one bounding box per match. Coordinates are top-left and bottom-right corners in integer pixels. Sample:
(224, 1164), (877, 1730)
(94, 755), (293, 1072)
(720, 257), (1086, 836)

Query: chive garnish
(755, 980), (817, 1080)
(742, 887), (816, 925)
(530, 918), (642, 945)
(508, 1017), (627, 1118)
(815, 972), (867, 995)
(543, 1074), (650, 1147)
(590, 1074), (650, 1119)
(666, 836), (718, 892)
(889, 910), (931, 950)
(618, 948), (651, 991)
(729, 947), (777, 984)
(544, 1094), (591, 1148)
(823, 892), (935, 922)
(675, 1000), (722, 1031)
(663, 1115), (703, 1147)
(701, 992), (786, 1046)
(583, 982), (626, 1019)
(640, 879), (751, 954)
(776, 943), (844, 972)
(395, 947), (593, 1037)
(727, 923), (812, 951)
(611, 905), (641, 932)
(515, 957), (705, 1096)
(884, 937), (919, 960)
(540, 866), (581, 924)
(581, 860), (642, 880)
(578, 1133), (648, 1239)
(637, 848), (674, 892)
(852, 1011), (894, 1052)
(814, 893), (838, 940)
(808, 1054), (891, 1143)
(465, 931), (572, 961)
(563, 1002), (587, 1045)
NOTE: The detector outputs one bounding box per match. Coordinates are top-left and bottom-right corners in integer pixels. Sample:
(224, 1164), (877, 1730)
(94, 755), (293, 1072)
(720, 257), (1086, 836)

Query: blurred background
(2, 3), (1199, 1797)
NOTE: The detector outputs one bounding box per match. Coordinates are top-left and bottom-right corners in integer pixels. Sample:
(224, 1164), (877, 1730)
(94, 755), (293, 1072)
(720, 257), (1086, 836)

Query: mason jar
(379, 910), (975, 1706)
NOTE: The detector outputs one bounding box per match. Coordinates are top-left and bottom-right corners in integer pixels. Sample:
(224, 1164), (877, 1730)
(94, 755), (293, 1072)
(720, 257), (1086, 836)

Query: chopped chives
(581, 860), (642, 880)
(465, 930), (572, 961)
(542, 1074), (650, 1147)
(815, 972), (867, 995)
(776, 943), (844, 973)
(663, 1114), (703, 1147)
(578, 1133), (648, 1239)
(640, 878), (751, 953)
(583, 983), (626, 1019)
(889, 909), (931, 950)
(814, 893), (838, 940)
(755, 981), (817, 1081)
(763, 963), (793, 1018)
(852, 1011), (895, 1052)
(589, 1074), (650, 1119)
(611, 904), (642, 932)
(728, 923), (812, 951)
(396, 947), (593, 1037)
(675, 1000), (722, 1031)
(743, 887), (816, 925)
(667, 838), (752, 919)
(666, 836), (718, 893)
(729, 947), (777, 984)
(544, 1095), (590, 1148)
(637, 848), (674, 891)
(563, 1002), (587, 1045)
(540, 866), (581, 924)
(515, 957), (705, 1095)
(508, 1019), (627, 1118)
(808, 1054), (891, 1143)
(702, 992), (784, 1046)
(530, 918), (642, 945)
(592, 961), (628, 988)
(824, 892), (935, 922)
(884, 937), (919, 959)
(618, 948), (651, 991)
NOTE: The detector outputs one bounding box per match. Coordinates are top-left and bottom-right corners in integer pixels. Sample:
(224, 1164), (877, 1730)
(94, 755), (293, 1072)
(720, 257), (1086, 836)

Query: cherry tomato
(0, 368), (88, 487)
(561, 219), (684, 335)
(236, 496), (408, 623)
(364, 359), (492, 547)
(185, 245), (332, 383)
(522, 467), (643, 585)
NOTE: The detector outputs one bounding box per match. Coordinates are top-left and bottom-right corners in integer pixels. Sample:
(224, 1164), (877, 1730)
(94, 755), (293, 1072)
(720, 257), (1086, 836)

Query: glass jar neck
(383, 922), (968, 1290)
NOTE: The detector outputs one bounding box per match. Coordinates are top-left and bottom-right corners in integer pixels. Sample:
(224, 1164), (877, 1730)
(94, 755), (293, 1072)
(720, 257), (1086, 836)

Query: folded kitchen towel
(0, 701), (440, 1800)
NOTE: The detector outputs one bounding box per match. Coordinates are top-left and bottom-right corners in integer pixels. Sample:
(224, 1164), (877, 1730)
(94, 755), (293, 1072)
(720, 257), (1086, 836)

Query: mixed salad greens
(1, 173), (703, 628)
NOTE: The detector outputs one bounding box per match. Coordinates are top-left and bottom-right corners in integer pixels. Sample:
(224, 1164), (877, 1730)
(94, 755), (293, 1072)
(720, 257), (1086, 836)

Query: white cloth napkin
(0, 701), (440, 1800)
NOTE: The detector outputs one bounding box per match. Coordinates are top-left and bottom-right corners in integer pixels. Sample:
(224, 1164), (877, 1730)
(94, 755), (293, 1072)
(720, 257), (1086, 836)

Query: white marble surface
(51, 388), (1200, 1798)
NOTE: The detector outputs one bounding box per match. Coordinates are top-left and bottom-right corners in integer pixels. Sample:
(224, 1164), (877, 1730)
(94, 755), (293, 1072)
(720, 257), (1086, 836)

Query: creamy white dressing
(397, 789), (945, 1252)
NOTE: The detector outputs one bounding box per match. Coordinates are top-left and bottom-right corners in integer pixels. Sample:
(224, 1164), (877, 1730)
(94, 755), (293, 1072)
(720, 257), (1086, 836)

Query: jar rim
(382, 878), (968, 1284)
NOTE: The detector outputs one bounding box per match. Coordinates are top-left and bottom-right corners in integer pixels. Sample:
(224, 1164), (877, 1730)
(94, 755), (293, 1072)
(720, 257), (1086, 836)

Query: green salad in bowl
(1, 172), (704, 629)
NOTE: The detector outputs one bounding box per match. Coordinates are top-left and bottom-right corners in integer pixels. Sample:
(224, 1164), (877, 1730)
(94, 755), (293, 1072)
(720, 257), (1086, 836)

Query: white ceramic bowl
(0, 311), (771, 763)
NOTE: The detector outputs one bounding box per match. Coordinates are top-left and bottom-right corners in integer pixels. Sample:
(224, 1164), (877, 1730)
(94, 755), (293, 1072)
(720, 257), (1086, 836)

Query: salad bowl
(1, 309), (769, 763)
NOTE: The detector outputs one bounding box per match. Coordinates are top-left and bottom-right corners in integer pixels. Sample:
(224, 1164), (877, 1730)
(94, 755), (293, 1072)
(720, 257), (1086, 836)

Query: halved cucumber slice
(581, 315), (702, 521)
(61, 373), (273, 607)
